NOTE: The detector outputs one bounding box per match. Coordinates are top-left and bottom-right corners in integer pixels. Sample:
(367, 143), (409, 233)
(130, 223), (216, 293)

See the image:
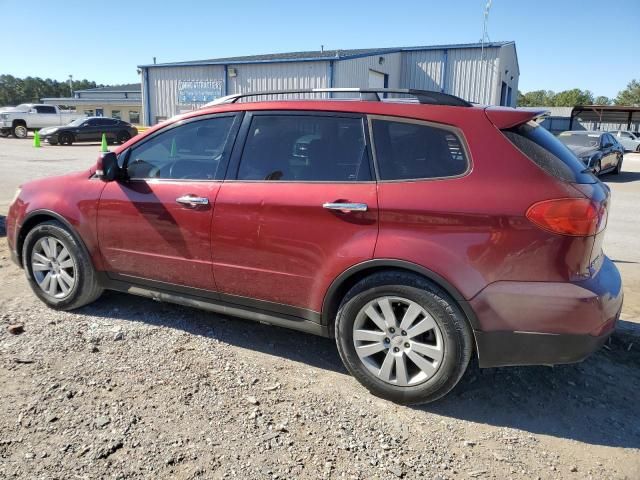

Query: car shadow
(77, 291), (640, 450)
(602, 170), (640, 183)
(0, 215), (6, 237)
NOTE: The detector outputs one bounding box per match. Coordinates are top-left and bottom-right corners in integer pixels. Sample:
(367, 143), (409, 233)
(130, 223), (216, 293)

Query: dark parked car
(558, 130), (623, 175)
(6, 88), (622, 405)
(39, 117), (138, 146)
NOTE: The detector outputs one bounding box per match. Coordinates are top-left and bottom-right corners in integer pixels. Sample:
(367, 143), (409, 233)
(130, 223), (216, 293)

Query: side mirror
(96, 151), (120, 182)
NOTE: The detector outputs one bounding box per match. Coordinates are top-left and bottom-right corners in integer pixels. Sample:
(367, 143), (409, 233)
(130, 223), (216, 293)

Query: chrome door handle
(322, 202), (368, 212)
(176, 195), (209, 207)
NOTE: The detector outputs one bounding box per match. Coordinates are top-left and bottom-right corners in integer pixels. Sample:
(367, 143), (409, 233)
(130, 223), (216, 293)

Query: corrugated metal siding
(400, 50), (444, 91)
(228, 62), (329, 101)
(147, 65), (226, 122)
(497, 44), (519, 106)
(401, 47), (500, 104)
(333, 53), (402, 94)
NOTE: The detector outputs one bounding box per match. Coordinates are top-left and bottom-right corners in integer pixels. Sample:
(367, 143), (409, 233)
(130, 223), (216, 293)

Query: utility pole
(480, 0), (492, 104)
(68, 75), (73, 97)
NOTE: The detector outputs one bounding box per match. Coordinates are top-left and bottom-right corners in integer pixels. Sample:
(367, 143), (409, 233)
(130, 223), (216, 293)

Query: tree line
(0, 75), (105, 106)
(518, 79), (640, 107)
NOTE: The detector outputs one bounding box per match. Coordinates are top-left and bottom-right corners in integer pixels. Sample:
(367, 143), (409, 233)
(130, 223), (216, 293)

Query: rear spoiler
(484, 107), (550, 129)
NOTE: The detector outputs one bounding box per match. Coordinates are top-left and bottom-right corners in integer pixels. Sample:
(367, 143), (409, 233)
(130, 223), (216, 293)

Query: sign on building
(177, 80), (224, 105)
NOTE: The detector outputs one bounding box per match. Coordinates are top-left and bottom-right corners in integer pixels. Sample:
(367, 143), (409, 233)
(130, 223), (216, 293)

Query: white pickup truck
(0, 104), (85, 138)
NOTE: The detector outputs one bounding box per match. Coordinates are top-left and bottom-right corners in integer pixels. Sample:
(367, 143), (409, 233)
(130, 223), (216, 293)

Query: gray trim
(103, 273), (327, 337)
(321, 258), (479, 330)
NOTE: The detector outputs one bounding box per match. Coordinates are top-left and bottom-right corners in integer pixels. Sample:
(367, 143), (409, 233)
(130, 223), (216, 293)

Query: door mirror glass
(96, 151), (120, 182)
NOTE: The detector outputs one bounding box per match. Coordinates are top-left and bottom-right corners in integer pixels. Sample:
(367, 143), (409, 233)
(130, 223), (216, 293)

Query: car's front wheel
(23, 220), (103, 310)
(614, 154), (623, 174)
(59, 132), (73, 145)
(117, 131), (131, 144)
(335, 271), (473, 405)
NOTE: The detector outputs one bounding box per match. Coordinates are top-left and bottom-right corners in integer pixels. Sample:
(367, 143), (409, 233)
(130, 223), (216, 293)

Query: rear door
(210, 111), (378, 314)
(97, 113), (241, 291)
(34, 105), (58, 128)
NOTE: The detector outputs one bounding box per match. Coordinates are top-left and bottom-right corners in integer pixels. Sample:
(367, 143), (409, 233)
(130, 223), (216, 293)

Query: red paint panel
(97, 180), (220, 290)
(211, 182), (378, 311)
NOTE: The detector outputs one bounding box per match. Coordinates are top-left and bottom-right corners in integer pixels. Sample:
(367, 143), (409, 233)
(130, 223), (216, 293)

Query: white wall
(147, 65), (226, 123)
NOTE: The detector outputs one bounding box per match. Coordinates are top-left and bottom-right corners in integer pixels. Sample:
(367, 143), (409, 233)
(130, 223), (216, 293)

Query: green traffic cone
(100, 133), (108, 152)
(33, 130), (41, 148)
(169, 137), (177, 158)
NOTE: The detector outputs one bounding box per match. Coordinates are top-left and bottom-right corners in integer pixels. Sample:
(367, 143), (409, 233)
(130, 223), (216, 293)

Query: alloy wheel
(352, 296), (444, 387)
(14, 125), (28, 138)
(31, 236), (76, 299)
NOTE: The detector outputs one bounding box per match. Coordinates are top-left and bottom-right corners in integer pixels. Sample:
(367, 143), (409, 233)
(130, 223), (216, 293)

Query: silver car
(611, 130), (640, 152)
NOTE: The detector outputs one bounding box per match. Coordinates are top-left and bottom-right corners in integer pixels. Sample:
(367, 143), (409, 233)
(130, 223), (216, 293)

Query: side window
(237, 115), (370, 181)
(126, 116), (236, 180)
(35, 106), (56, 114)
(371, 119), (468, 180)
(87, 119), (101, 126)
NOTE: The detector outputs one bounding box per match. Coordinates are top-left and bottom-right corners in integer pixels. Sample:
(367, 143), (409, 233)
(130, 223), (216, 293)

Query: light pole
(68, 75), (73, 97)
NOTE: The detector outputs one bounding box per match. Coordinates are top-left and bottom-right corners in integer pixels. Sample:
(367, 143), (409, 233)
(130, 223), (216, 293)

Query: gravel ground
(1, 138), (639, 479)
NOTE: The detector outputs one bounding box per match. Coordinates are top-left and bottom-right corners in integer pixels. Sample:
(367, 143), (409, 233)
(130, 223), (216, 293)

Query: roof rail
(203, 88), (472, 108)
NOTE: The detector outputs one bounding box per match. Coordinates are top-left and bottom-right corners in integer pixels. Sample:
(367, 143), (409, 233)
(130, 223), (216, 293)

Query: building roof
(139, 42), (514, 68)
(75, 83), (141, 93)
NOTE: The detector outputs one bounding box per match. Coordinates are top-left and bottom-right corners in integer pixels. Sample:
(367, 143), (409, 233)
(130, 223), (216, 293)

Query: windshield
(67, 118), (86, 126)
(558, 133), (601, 148)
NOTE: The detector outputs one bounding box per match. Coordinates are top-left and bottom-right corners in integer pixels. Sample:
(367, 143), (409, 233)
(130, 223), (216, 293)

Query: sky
(1, 0), (638, 98)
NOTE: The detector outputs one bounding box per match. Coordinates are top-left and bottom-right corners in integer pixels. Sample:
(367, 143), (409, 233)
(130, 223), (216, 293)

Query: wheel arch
(321, 259), (480, 333)
(17, 210), (92, 269)
(12, 119), (27, 128)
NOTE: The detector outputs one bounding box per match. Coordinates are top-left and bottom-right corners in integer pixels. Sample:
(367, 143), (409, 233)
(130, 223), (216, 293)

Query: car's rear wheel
(117, 131), (131, 144)
(59, 132), (73, 145)
(23, 220), (103, 310)
(335, 271), (473, 405)
(12, 124), (28, 138)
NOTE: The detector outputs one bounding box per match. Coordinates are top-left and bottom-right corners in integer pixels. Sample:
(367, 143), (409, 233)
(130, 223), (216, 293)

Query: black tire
(614, 154), (623, 174)
(12, 123), (28, 138)
(116, 131), (131, 144)
(335, 271), (473, 405)
(636, 144), (640, 153)
(22, 220), (103, 310)
(59, 132), (74, 145)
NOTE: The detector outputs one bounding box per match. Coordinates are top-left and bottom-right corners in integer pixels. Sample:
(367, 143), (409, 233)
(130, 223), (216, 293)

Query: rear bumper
(472, 256), (623, 367)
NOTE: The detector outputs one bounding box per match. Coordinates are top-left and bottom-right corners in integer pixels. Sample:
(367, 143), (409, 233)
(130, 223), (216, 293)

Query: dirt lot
(0, 137), (639, 479)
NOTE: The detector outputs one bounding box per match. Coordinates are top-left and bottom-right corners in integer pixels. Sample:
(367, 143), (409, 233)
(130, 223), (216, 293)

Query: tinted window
(126, 116), (236, 180)
(237, 115), (370, 181)
(87, 119), (101, 126)
(504, 122), (596, 183)
(372, 119), (468, 180)
(98, 118), (117, 126)
(35, 105), (56, 114)
(558, 133), (601, 148)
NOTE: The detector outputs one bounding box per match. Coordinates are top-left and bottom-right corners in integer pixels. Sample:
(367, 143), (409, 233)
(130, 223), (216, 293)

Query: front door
(211, 112), (378, 313)
(97, 113), (240, 291)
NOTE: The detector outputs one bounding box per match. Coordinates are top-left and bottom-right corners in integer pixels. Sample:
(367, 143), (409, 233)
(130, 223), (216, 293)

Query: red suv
(6, 89), (623, 404)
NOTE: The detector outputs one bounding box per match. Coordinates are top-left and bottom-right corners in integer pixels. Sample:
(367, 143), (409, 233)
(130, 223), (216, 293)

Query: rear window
(502, 122), (596, 184)
(372, 119), (468, 180)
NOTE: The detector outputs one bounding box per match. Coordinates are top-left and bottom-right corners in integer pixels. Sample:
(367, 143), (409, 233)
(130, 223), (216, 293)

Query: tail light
(526, 198), (607, 236)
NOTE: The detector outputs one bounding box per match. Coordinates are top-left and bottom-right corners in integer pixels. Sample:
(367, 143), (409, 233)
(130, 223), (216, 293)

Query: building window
(500, 82), (508, 106)
(83, 109), (94, 117)
(129, 110), (140, 124)
(111, 110), (122, 120)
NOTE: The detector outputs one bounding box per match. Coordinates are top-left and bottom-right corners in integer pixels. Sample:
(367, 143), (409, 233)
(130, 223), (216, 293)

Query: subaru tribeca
(6, 89), (623, 405)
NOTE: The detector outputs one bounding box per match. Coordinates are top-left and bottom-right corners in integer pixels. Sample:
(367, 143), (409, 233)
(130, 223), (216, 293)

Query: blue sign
(178, 80), (224, 104)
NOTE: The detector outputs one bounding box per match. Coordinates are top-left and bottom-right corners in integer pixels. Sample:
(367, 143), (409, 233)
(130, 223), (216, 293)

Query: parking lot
(1, 136), (639, 479)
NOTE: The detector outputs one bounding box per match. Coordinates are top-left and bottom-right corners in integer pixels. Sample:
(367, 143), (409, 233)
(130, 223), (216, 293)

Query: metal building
(42, 84), (142, 124)
(138, 42), (519, 126)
